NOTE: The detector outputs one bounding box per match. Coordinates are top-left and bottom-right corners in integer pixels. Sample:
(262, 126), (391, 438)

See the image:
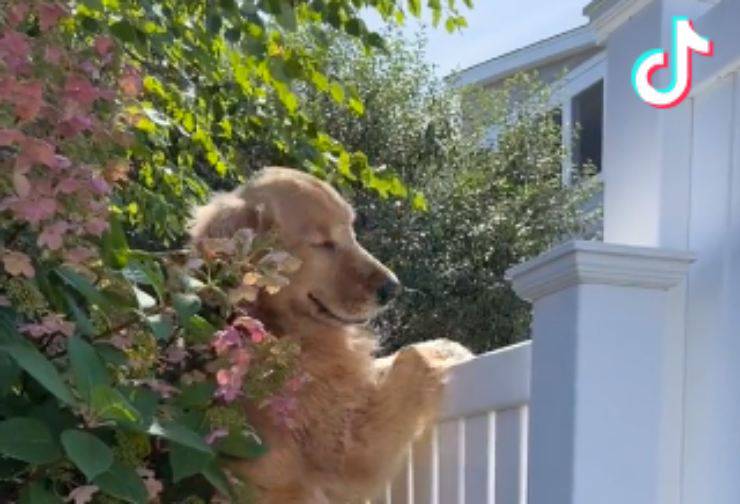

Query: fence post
(506, 240), (693, 504)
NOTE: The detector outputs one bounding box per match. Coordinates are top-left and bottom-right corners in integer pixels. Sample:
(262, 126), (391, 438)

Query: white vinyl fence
(376, 342), (531, 504)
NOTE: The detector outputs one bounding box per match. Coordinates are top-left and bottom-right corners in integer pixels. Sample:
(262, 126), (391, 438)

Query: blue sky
(364, 0), (590, 76)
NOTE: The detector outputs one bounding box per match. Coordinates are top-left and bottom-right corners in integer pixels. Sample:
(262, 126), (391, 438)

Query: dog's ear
(188, 190), (273, 241)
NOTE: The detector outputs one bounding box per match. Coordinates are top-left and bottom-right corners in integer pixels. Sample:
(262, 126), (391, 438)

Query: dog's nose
(376, 278), (401, 305)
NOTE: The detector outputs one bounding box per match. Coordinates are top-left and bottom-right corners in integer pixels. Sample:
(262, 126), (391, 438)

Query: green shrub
(297, 30), (601, 352)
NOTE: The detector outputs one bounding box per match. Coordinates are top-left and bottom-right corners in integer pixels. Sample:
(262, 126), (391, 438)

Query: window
(570, 80), (603, 173)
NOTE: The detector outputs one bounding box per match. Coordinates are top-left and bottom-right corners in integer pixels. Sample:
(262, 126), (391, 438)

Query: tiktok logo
(631, 16), (714, 109)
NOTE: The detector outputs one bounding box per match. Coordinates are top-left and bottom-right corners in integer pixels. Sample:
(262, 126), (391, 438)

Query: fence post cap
(505, 240), (695, 301)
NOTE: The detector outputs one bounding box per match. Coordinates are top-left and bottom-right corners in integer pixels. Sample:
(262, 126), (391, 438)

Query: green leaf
(55, 267), (110, 309)
(0, 417), (60, 464)
(94, 461), (148, 504)
(348, 97), (365, 116)
(101, 216), (130, 269)
(206, 12), (222, 34)
(110, 20), (137, 43)
(183, 315), (216, 344)
(0, 353), (20, 396)
(202, 460), (232, 497)
(329, 82), (345, 103)
(123, 386), (159, 427)
(214, 430), (267, 459)
(123, 256), (165, 301)
(275, 4), (297, 30)
(61, 290), (95, 337)
(19, 482), (62, 504)
(95, 343), (127, 367)
(408, 0), (422, 16)
(148, 420), (212, 454)
(146, 314), (174, 342)
(173, 293), (202, 321)
(169, 444), (212, 482)
(175, 381), (216, 409)
(0, 342), (74, 405)
(61, 430), (114, 481)
(411, 191), (429, 212)
(90, 386), (142, 425)
(68, 335), (110, 402)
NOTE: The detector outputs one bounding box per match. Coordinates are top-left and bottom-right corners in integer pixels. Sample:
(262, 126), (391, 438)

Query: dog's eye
(314, 240), (337, 252)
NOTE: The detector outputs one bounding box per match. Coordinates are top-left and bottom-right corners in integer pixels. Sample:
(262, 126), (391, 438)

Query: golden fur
(190, 167), (472, 503)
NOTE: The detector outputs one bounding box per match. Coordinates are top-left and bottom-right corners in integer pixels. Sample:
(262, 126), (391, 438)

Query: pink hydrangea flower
(20, 313), (75, 338)
(215, 368), (244, 403)
(90, 175), (111, 195)
(58, 114), (94, 137)
(142, 379), (179, 399)
(236, 316), (268, 343)
(63, 74), (99, 108)
(2, 250), (34, 278)
(264, 395), (300, 430)
(0, 128), (24, 146)
(11, 81), (43, 122)
(84, 217), (108, 237)
(215, 348), (251, 403)
(64, 247), (95, 264)
(119, 66), (142, 97)
(6, 196), (58, 225)
(20, 137), (56, 167)
(94, 36), (115, 57)
(0, 30), (30, 71)
(12, 168), (30, 198)
(66, 485), (98, 504)
(44, 46), (63, 65)
(37, 221), (70, 251)
(38, 2), (67, 32)
(262, 373), (308, 429)
(212, 325), (242, 355)
(6, 4), (30, 28)
(164, 345), (188, 365)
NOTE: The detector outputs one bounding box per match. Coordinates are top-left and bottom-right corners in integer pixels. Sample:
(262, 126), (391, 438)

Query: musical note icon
(631, 16), (713, 109)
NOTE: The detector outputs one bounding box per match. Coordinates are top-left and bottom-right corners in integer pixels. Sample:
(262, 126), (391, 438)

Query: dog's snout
(376, 278), (401, 306)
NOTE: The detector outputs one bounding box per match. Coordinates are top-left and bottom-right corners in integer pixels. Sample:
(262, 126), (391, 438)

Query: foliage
(299, 30), (601, 352)
(67, 0), (471, 246)
(0, 1), (471, 502)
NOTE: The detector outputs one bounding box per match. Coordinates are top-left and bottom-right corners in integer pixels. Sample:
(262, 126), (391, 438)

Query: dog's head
(189, 167), (400, 330)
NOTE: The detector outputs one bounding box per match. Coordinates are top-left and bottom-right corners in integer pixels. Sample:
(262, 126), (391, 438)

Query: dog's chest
(293, 361), (374, 469)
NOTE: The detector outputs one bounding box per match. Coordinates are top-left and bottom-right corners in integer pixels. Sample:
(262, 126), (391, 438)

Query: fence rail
(376, 341), (532, 504)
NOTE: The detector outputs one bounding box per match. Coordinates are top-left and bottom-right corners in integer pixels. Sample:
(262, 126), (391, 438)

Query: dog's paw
(409, 339), (474, 369)
(391, 346), (446, 397)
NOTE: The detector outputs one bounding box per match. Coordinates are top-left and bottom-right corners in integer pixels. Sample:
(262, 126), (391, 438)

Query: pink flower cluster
(263, 374), (309, 430)
(0, 1), (143, 361)
(20, 313), (74, 338)
(212, 316), (268, 402)
(0, 2), (138, 280)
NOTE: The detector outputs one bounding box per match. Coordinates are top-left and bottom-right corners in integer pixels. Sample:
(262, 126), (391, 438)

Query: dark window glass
(571, 80), (603, 173)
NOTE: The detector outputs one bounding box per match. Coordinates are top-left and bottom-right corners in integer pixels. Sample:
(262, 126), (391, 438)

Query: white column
(589, 0), (714, 247)
(506, 240), (693, 504)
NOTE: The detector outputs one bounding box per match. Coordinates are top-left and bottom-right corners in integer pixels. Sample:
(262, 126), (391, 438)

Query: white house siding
(682, 70), (740, 504)
(595, 0), (740, 502)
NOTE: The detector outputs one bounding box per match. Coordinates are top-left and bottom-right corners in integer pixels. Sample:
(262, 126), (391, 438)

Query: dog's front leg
(338, 340), (471, 500)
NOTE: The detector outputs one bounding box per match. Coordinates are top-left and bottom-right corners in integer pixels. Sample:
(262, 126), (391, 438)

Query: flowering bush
(0, 3), (306, 502)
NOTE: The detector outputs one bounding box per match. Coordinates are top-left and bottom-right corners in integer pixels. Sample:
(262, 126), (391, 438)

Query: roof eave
(449, 24), (597, 88)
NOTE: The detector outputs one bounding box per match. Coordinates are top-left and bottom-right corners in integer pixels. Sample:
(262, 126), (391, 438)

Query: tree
(297, 30), (601, 352)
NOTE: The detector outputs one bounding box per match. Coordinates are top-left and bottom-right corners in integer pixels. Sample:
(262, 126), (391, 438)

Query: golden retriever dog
(190, 167), (472, 503)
